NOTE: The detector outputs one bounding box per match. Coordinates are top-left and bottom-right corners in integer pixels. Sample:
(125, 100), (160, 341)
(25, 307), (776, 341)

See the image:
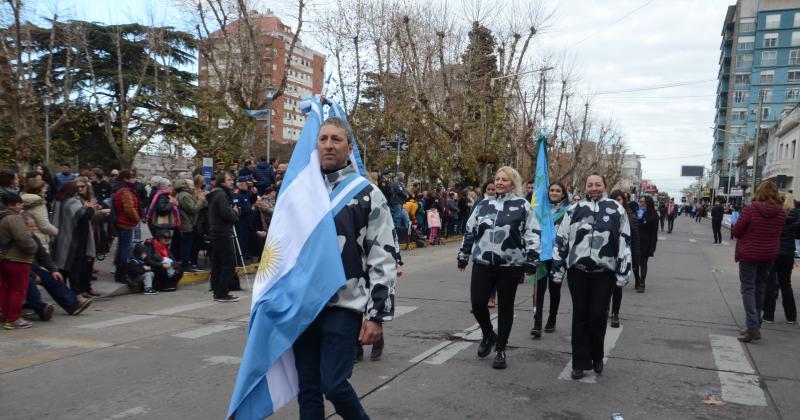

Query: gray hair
(321, 116), (353, 144)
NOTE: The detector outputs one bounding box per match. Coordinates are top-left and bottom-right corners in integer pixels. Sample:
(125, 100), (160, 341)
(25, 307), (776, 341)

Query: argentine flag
(532, 131), (555, 268)
(227, 96), (356, 419)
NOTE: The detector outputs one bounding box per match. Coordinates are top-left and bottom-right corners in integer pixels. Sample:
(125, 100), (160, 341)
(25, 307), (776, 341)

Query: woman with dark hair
(636, 195), (659, 293)
(51, 181), (98, 297)
(608, 190), (640, 328)
(763, 192), (800, 324)
(554, 174), (632, 379)
(0, 169), (20, 203)
(732, 181), (785, 342)
(531, 181), (571, 338)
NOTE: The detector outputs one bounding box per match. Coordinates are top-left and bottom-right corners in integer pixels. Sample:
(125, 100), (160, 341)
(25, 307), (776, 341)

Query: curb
(399, 235), (463, 251)
(181, 263), (261, 285)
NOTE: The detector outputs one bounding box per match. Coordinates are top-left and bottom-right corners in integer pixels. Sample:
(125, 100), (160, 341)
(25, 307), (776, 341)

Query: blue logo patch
(602, 215), (610, 222)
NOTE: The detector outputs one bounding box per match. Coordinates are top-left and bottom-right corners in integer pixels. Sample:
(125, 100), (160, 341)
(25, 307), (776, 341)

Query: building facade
(714, 0), (800, 192)
(617, 153), (643, 192)
(198, 10), (325, 147)
(763, 104), (800, 192)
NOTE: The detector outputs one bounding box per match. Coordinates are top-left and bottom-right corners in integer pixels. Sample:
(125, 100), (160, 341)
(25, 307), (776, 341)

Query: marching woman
(458, 166), (541, 369)
(531, 182), (571, 338)
(635, 195), (659, 293)
(608, 190), (640, 329)
(553, 173), (632, 379)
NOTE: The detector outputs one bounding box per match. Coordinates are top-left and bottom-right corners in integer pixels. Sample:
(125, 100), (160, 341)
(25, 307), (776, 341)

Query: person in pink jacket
(427, 207), (442, 245)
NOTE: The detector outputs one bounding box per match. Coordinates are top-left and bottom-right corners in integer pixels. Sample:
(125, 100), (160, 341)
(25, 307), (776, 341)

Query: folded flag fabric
(531, 130), (555, 282)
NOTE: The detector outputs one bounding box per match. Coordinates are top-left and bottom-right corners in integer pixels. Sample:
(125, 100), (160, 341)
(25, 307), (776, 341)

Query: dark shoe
(355, 345), (364, 362)
(477, 333), (496, 358)
(610, 314), (620, 328)
(87, 289), (101, 297)
(161, 287), (177, 292)
(370, 337), (384, 361)
(788, 320), (797, 324)
(738, 330), (761, 342)
(214, 295), (240, 302)
(143, 287), (159, 295)
(636, 286), (645, 293)
(39, 304), (55, 321)
(762, 317), (774, 324)
(71, 298), (92, 315)
(492, 350), (507, 369)
(544, 315), (556, 333)
(530, 318), (542, 338)
(593, 361), (604, 374)
(571, 369), (584, 380)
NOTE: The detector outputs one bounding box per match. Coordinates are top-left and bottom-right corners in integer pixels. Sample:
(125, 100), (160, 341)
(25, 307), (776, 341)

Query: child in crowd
(427, 206), (441, 245)
(129, 243), (157, 295)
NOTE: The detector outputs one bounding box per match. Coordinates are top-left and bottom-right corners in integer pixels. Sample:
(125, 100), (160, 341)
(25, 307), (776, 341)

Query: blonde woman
(457, 166), (541, 369)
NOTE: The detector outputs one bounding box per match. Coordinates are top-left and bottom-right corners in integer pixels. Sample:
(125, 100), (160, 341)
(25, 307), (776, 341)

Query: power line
(572, 0), (659, 47)
(596, 78), (717, 95)
(598, 94), (717, 99)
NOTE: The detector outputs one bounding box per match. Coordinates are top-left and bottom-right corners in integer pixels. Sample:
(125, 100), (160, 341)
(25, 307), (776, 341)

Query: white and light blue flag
(226, 96), (365, 419)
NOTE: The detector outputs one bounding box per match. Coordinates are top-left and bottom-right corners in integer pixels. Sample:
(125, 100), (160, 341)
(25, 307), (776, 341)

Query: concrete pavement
(1, 215), (798, 419)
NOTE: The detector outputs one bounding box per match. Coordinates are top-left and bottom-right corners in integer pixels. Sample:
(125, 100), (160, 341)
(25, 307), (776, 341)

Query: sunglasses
(77, 185), (87, 189)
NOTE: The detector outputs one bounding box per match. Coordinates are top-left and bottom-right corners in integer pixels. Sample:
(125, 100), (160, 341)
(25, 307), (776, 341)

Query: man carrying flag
(227, 96), (397, 420)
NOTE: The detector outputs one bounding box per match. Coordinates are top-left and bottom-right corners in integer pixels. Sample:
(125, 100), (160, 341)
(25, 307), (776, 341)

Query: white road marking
(393, 305), (418, 318)
(203, 355), (242, 366)
(101, 406), (147, 419)
(709, 334), (766, 406)
(424, 341), (474, 365)
(79, 315), (156, 329)
(16, 335), (112, 349)
(658, 236), (666, 240)
(721, 241), (730, 246)
(173, 324), (239, 339)
(150, 301), (218, 315)
(689, 238), (697, 243)
(409, 341), (452, 364)
(558, 325), (623, 383)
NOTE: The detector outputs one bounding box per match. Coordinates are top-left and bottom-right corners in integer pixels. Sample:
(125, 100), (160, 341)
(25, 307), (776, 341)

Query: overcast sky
(49, 0), (732, 196)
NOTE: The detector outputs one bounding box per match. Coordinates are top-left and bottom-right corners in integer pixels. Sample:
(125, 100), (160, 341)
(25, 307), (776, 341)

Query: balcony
(774, 107), (800, 137)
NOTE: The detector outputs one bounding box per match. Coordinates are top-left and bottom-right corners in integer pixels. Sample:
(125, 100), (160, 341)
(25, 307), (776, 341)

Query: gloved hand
(457, 259), (468, 270)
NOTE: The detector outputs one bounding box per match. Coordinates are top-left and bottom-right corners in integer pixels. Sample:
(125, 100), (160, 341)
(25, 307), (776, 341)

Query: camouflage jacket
(458, 193), (541, 266)
(553, 194), (632, 285)
(324, 163), (398, 322)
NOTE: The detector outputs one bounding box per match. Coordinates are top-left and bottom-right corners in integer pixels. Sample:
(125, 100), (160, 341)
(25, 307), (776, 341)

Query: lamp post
(265, 86), (275, 162)
(43, 96), (51, 165)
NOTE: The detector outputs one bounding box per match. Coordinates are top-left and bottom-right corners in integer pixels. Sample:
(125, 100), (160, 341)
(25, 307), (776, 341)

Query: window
(795, 12), (800, 27)
(794, 32), (800, 46)
(791, 50), (800, 65)
(787, 88), (800, 100)
(762, 51), (778, 66)
(760, 70), (774, 83)
(790, 70), (800, 82)
(759, 88), (773, 102)
(734, 90), (750, 104)
(764, 33), (779, 47)
(762, 107), (771, 119)
(766, 14), (781, 30)
(734, 73), (751, 85)
(736, 54), (753, 68)
(738, 36), (755, 51)
(793, 140), (797, 159)
(740, 17), (756, 33)
(732, 108), (747, 121)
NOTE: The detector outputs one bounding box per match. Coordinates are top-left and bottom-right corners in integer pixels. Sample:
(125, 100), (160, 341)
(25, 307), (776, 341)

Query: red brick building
(198, 11), (325, 150)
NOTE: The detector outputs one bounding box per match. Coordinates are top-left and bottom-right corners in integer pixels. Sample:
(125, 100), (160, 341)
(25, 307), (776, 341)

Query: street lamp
(43, 96), (51, 165)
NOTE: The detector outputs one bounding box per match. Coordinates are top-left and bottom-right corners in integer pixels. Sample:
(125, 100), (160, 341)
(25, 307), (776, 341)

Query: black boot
(571, 369), (584, 380)
(492, 349), (507, 369)
(355, 344), (364, 362)
(593, 360), (604, 374)
(370, 336), (384, 361)
(610, 313), (620, 328)
(544, 314), (557, 333)
(477, 332), (496, 358)
(530, 318), (542, 338)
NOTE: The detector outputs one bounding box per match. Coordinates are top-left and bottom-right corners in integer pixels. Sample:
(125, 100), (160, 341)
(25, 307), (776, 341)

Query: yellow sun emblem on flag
(531, 195), (538, 209)
(257, 237), (282, 284)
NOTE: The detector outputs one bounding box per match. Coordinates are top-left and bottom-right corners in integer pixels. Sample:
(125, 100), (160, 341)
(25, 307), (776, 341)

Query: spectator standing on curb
(21, 179), (57, 250)
(175, 178), (205, 272)
(763, 192), (800, 324)
(207, 171), (240, 302)
(712, 198), (724, 244)
(732, 181), (785, 343)
(54, 162), (75, 191)
(0, 193), (37, 329)
(111, 170), (141, 286)
(253, 157), (276, 196)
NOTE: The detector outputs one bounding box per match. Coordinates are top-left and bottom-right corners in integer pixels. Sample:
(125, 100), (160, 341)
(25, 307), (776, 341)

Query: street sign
(730, 187), (743, 197)
(379, 141), (409, 151)
(681, 166), (704, 177)
(202, 157), (213, 189)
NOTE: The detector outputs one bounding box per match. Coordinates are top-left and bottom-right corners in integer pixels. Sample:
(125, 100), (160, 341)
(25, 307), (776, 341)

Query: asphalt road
(1, 215), (798, 420)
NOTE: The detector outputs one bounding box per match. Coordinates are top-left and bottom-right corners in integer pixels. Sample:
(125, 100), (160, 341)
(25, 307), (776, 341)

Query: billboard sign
(681, 165), (705, 177)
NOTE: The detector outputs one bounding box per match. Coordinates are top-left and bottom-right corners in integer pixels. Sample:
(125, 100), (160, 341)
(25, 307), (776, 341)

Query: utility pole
(750, 92), (764, 203)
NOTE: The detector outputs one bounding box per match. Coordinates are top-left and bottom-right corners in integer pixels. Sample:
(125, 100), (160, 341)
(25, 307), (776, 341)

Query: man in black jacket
(207, 171), (240, 302)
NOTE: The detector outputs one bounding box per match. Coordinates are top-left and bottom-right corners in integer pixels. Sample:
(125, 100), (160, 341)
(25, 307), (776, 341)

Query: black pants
(471, 264), (523, 351)
(611, 285), (622, 316)
(659, 216), (665, 231)
(712, 219), (722, 243)
(764, 254), (797, 322)
(209, 236), (236, 298)
(667, 216), (675, 233)
(639, 256), (649, 288)
(534, 270), (562, 322)
(567, 268), (615, 371)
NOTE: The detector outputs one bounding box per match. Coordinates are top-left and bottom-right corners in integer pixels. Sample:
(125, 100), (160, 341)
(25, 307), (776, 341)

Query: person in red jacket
(732, 181), (785, 342)
(111, 170), (141, 286)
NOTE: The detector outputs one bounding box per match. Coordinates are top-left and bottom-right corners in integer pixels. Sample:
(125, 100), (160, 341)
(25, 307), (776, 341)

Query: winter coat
(390, 180), (408, 205)
(658, 203), (667, 220)
(206, 187), (238, 239)
(711, 204), (724, 222)
(403, 199), (419, 223)
(175, 179), (203, 233)
(626, 209), (641, 270)
(146, 189), (180, 229)
(54, 171), (75, 190)
(21, 193), (57, 249)
(91, 179), (113, 204)
(253, 161), (276, 188)
(31, 235), (58, 273)
(458, 192), (541, 267)
(732, 201), (785, 263)
(554, 194), (632, 285)
(51, 197), (95, 269)
(0, 208), (36, 263)
(778, 208), (800, 257)
(0, 186), (19, 204)
(323, 163), (398, 321)
(112, 182), (141, 229)
(427, 208), (442, 229)
(638, 208), (659, 258)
